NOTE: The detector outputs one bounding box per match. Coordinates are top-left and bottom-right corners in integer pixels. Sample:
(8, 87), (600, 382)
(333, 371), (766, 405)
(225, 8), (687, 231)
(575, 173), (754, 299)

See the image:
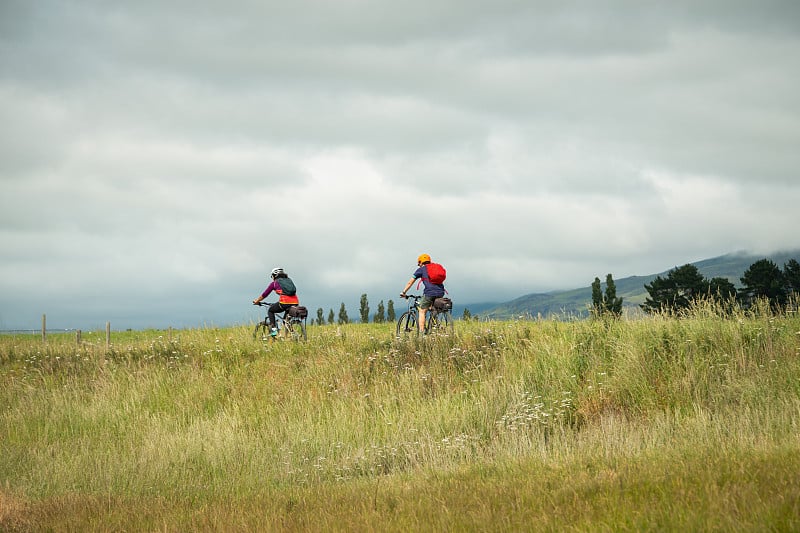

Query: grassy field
(2, 301), (799, 531)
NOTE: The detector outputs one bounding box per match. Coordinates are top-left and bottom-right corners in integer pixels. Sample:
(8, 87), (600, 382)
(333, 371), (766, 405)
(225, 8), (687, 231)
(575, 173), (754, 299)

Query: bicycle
(253, 302), (308, 341)
(396, 294), (454, 338)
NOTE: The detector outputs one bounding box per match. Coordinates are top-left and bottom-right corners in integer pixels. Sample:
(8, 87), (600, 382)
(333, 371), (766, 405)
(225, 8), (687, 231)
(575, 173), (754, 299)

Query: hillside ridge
(481, 249), (800, 319)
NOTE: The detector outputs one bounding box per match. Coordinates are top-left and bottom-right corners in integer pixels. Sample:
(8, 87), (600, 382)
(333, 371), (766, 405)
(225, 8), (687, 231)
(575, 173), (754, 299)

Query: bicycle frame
(253, 302), (307, 341)
(396, 294), (453, 337)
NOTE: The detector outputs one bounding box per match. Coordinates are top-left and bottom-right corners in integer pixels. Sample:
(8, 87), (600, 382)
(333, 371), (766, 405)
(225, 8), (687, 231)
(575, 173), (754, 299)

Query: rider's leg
(268, 302), (283, 330)
(419, 296), (434, 334)
(280, 303), (294, 322)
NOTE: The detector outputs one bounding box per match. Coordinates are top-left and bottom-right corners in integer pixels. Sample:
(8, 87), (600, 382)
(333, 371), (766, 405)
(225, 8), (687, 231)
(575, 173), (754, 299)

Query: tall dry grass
(1, 299), (799, 531)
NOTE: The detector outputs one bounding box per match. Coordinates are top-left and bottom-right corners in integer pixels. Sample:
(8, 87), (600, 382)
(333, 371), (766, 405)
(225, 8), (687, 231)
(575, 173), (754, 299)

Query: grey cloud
(1, 1), (799, 330)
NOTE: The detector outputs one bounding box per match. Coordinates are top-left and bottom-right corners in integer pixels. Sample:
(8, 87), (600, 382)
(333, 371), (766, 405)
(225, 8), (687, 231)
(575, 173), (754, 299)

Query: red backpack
(425, 263), (447, 284)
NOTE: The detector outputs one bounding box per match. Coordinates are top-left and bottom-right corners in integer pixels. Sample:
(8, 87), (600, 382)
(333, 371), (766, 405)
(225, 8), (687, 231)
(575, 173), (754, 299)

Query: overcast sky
(2, 1), (799, 330)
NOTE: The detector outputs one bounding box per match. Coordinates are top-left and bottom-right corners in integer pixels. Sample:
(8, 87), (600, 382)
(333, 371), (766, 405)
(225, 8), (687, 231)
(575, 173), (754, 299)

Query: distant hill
(481, 249), (800, 320)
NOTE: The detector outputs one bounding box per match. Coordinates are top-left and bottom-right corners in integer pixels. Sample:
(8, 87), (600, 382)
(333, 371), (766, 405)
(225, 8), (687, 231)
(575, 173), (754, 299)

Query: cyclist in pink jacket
(253, 267), (300, 336)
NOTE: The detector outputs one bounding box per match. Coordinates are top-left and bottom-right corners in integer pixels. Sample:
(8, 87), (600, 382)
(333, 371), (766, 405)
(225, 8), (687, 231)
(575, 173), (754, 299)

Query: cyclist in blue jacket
(400, 253), (445, 334)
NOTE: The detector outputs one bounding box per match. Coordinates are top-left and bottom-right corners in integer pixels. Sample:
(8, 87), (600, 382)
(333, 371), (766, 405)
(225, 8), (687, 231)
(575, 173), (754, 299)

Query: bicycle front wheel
(396, 311), (417, 338)
(254, 319), (269, 340)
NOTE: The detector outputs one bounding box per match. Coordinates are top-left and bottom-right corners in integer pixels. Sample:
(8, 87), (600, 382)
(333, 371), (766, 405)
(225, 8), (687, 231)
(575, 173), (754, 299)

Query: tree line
(592, 257), (800, 317)
(310, 296), (396, 326)
(311, 294), (475, 325)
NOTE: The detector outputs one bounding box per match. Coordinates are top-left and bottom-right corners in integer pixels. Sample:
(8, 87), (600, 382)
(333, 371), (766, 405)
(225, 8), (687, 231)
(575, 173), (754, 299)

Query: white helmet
(270, 267), (285, 278)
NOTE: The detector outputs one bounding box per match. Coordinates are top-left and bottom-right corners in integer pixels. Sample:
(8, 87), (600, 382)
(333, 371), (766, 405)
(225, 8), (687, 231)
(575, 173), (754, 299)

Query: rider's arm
(400, 277), (415, 297)
(253, 282), (276, 304)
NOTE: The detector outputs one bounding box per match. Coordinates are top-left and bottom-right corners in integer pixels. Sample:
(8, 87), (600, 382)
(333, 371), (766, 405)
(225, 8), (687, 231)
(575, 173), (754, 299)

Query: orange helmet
(417, 253), (431, 264)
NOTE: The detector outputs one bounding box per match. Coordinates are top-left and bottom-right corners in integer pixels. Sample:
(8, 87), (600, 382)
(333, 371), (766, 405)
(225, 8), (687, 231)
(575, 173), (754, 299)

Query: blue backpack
(276, 277), (297, 296)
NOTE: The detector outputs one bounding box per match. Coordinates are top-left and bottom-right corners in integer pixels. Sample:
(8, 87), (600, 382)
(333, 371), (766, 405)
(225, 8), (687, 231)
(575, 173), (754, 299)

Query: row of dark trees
(642, 258), (800, 314)
(312, 294), (474, 326)
(358, 294), (397, 324)
(312, 304), (356, 326)
(641, 265), (737, 314)
(311, 296), (398, 326)
(593, 257), (800, 317)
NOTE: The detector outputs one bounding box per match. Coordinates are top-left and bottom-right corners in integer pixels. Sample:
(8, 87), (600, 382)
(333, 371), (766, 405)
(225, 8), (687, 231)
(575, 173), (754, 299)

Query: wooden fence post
(42, 314), (46, 343)
(76, 329), (82, 345)
(106, 322), (111, 348)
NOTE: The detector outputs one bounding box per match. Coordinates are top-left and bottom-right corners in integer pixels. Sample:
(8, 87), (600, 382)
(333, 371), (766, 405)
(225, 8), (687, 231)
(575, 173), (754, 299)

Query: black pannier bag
(287, 305), (308, 319)
(433, 297), (453, 311)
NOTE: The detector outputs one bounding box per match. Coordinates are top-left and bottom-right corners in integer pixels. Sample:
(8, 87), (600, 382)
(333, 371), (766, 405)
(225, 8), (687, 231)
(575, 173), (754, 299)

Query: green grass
(2, 302), (799, 531)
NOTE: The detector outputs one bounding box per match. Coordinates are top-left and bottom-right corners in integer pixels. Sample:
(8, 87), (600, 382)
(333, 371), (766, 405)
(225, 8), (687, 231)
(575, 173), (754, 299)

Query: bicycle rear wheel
(286, 318), (307, 341)
(426, 311), (454, 335)
(396, 311), (417, 337)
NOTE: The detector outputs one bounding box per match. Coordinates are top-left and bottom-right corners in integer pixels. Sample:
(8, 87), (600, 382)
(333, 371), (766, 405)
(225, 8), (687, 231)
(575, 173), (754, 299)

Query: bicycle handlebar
(401, 294), (422, 300)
